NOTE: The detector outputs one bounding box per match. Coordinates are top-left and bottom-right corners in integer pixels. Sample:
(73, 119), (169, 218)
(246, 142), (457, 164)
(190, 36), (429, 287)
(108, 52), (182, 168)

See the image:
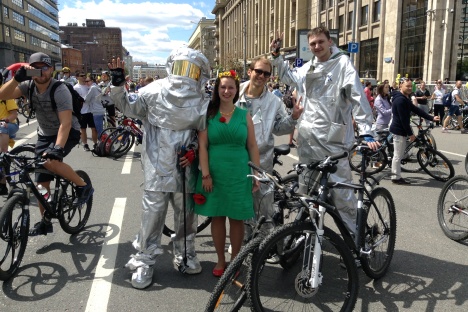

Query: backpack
(29, 81), (84, 121)
(442, 91), (453, 107)
(92, 128), (115, 157)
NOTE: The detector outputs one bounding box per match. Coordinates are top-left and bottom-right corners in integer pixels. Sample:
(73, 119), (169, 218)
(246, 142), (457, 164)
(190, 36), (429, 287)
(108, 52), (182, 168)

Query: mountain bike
(107, 117), (143, 159)
(247, 147), (396, 311)
(0, 151), (93, 281)
(437, 175), (468, 242)
(163, 144), (297, 237)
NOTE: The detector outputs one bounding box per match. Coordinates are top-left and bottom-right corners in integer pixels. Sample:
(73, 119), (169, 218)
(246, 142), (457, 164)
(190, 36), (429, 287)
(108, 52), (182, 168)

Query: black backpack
(29, 81), (84, 121)
(442, 91), (453, 107)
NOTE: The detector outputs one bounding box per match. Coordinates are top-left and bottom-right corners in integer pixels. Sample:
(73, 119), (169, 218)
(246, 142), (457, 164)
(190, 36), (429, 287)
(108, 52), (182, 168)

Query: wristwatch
(53, 145), (64, 151)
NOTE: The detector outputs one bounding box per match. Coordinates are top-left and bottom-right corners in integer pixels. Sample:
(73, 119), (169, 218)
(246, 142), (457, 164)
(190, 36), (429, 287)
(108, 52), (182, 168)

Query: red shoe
(212, 267), (225, 277)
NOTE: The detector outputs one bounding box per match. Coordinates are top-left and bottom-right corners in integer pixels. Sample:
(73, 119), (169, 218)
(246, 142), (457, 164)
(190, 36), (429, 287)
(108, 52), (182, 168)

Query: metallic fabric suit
(111, 48), (211, 266)
(236, 82), (296, 229)
(272, 46), (374, 234)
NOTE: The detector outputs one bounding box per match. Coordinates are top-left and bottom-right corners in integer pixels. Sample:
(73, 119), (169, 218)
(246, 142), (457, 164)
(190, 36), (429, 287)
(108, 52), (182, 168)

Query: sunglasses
(253, 68), (271, 77)
(85, 80), (91, 82)
(79, 74), (86, 77)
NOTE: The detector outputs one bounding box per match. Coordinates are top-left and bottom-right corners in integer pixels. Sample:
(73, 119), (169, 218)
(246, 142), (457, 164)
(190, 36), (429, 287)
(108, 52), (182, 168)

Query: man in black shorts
(0, 52), (94, 235)
(74, 72), (97, 151)
(99, 71), (116, 125)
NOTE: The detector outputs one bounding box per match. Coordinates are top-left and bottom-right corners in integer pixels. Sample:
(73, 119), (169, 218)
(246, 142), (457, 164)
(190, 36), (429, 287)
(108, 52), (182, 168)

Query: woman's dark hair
(207, 74), (240, 119)
(377, 83), (388, 97)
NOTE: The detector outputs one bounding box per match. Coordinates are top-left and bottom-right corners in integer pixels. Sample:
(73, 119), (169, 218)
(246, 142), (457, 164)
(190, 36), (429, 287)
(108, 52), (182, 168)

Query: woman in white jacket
(84, 78), (106, 138)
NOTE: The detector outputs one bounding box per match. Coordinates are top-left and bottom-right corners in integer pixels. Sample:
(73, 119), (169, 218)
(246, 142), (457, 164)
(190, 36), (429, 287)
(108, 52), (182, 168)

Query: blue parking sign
(348, 42), (359, 53)
(295, 58), (303, 67)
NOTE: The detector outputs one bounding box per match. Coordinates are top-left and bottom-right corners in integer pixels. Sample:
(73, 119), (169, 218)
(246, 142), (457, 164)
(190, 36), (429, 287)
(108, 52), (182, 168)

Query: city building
(60, 44), (82, 74)
(0, 0), (61, 68)
(59, 19), (122, 76)
(132, 63), (166, 81)
(187, 17), (216, 76)
(212, 0), (465, 83)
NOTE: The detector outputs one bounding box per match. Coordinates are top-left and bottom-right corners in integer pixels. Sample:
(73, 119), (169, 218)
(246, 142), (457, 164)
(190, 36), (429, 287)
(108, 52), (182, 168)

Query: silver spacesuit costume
(110, 48), (210, 288)
(236, 82), (296, 230)
(271, 46), (374, 234)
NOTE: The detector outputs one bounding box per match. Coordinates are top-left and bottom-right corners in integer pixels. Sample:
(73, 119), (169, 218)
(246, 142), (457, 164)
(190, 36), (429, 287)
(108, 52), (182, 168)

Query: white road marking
(85, 197), (127, 312)
(10, 128), (38, 148)
(288, 154), (299, 161)
(19, 119), (37, 128)
(121, 143), (136, 174)
(439, 150), (465, 158)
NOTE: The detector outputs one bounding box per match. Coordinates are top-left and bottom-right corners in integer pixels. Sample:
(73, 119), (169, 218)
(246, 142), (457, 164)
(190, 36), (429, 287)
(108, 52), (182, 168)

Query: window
(359, 38), (379, 78)
(13, 29), (26, 42)
(320, 0), (327, 11)
(347, 11), (353, 30)
(12, 11), (25, 25)
(329, 19), (333, 29)
(4, 7), (8, 18)
(338, 15), (344, 32)
(373, 0), (381, 22)
(361, 5), (368, 26)
(12, 0), (23, 9)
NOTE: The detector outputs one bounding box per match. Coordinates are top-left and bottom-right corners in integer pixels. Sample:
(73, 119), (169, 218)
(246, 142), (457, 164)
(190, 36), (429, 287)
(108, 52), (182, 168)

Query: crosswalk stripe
(121, 143), (136, 174)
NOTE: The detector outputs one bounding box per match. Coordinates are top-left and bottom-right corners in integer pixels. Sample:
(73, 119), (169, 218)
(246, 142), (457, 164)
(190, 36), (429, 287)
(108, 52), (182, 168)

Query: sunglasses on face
(253, 68), (271, 77)
(79, 75), (86, 77)
(85, 80), (91, 82)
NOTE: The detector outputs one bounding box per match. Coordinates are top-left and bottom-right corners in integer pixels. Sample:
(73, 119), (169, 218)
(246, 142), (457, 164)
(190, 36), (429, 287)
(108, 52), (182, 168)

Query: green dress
(195, 108), (254, 220)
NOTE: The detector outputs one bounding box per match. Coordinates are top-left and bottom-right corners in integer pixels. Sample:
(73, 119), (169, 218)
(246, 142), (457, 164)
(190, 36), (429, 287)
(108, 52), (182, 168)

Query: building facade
(212, 0), (464, 83)
(60, 44), (82, 74)
(187, 17), (216, 75)
(0, 0), (61, 68)
(59, 19), (122, 76)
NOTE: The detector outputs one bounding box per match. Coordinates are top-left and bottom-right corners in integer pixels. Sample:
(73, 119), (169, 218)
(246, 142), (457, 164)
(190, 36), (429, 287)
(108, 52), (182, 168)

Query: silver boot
(173, 255), (202, 274)
(131, 265), (154, 289)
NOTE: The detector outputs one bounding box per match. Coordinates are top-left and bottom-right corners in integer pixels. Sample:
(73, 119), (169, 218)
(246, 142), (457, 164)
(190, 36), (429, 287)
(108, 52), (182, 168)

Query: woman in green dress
(194, 70), (260, 277)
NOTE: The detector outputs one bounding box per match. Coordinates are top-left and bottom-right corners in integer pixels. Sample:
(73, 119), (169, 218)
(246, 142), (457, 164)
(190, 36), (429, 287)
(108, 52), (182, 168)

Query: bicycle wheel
(205, 235), (264, 312)
(162, 213), (211, 237)
(109, 129), (135, 159)
(417, 148), (454, 182)
(465, 153), (468, 175)
(58, 170), (93, 234)
(349, 146), (387, 175)
(400, 142), (422, 173)
(0, 194), (29, 281)
(437, 176), (468, 241)
(360, 187), (397, 279)
(425, 132), (437, 150)
(274, 173), (300, 225)
(21, 103), (36, 120)
(248, 222), (359, 312)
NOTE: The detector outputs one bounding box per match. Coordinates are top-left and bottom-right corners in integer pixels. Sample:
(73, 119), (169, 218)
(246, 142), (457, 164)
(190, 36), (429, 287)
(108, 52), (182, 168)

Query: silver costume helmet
(166, 47), (210, 87)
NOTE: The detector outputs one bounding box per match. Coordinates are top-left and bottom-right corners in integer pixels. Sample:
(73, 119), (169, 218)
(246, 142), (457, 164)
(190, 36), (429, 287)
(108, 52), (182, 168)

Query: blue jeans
(92, 114), (104, 137)
(0, 122), (19, 138)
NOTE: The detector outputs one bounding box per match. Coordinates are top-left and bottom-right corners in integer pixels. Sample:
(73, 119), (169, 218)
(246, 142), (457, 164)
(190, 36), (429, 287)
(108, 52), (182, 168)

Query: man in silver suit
(236, 56), (303, 234)
(109, 47), (210, 289)
(270, 27), (379, 236)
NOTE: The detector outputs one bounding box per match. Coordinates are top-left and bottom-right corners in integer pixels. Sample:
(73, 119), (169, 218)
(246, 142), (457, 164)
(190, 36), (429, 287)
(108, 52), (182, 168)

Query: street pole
(350, 0), (358, 65)
(243, 7), (247, 80)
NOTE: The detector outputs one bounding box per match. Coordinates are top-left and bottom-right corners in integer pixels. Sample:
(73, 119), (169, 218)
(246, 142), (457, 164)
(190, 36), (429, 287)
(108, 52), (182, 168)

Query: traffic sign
(295, 58), (303, 67)
(348, 42), (359, 53)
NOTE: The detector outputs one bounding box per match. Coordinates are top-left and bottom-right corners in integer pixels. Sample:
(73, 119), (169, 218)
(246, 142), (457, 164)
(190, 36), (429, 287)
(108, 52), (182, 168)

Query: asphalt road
(0, 116), (467, 312)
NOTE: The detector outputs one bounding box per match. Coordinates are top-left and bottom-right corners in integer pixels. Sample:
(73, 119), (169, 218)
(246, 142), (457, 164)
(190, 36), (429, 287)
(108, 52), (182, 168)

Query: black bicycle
(247, 147), (397, 311)
(0, 150), (93, 281)
(162, 144), (297, 237)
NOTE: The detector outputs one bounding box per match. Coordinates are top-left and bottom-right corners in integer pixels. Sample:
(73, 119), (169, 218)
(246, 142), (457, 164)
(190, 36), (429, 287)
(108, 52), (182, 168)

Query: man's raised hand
(108, 57), (126, 87)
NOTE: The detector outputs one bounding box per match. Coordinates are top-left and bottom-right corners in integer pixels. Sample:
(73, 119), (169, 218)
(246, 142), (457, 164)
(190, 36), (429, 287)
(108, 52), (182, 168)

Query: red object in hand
(219, 116), (226, 123)
(193, 193), (206, 205)
(183, 149), (196, 164)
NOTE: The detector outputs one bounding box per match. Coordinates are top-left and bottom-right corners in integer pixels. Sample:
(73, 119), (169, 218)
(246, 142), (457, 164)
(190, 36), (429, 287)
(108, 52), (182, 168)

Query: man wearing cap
(99, 71), (116, 125)
(60, 67), (77, 85)
(0, 52), (94, 235)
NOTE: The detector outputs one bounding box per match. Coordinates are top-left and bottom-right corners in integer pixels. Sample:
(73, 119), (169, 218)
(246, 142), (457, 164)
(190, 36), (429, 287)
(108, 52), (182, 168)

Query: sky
(58, 0), (215, 65)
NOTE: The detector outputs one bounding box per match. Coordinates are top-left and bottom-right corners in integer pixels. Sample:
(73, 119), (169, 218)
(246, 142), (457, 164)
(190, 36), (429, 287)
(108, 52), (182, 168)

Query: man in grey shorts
(0, 52), (94, 236)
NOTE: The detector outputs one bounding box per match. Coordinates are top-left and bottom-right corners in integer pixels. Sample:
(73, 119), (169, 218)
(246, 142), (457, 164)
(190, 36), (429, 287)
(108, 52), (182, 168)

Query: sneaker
(0, 183), (8, 196)
(29, 219), (53, 236)
(461, 129), (468, 134)
(73, 183), (94, 207)
(391, 178), (411, 185)
(83, 144), (90, 152)
(173, 255), (202, 274)
(441, 128), (450, 133)
(131, 266), (154, 289)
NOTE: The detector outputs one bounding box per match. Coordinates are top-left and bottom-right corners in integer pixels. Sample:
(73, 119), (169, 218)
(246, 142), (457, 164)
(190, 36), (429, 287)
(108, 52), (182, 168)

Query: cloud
(58, 0), (211, 64)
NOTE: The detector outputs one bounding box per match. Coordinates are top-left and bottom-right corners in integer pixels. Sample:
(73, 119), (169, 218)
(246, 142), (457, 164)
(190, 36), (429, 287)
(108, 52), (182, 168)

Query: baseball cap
(62, 67), (70, 73)
(29, 52), (52, 67)
(102, 70), (110, 75)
